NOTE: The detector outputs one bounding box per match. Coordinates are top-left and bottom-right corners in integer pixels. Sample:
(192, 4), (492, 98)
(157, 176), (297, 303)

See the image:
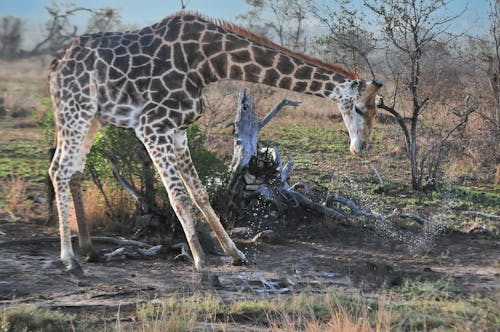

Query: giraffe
(48, 12), (382, 276)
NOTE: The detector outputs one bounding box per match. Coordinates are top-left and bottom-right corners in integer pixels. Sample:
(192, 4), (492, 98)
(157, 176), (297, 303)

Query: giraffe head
(329, 79), (383, 155)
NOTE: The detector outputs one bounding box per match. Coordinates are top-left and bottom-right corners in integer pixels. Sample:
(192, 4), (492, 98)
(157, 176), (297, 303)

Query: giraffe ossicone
(48, 11), (382, 275)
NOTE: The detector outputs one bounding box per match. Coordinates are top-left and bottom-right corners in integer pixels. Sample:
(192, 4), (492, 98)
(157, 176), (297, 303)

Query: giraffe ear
(361, 80), (383, 104)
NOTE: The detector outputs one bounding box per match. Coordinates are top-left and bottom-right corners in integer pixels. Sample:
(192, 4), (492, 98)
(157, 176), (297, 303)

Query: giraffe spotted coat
(49, 12), (382, 275)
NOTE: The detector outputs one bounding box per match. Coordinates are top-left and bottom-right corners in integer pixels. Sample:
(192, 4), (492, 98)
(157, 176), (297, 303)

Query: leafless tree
(237, 0), (310, 51)
(365, 0), (468, 189)
(31, 3), (122, 56)
(311, 0), (377, 77)
(86, 7), (122, 34)
(0, 16), (22, 59)
(314, 0), (479, 190)
(484, 0), (500, 184)
(485, 0), (500, 130)
(200, 81), (240, 141)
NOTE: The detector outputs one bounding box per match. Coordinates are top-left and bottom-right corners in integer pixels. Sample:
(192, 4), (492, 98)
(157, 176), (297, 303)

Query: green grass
(258, 124), (499, 235)
(444, 186), (500, 212)
(389, 279), (499, 331)
(0, 117), (50, 218)
(0, 118), (50, 183)
(1, 305), (80, 332)
(0, 146), (48, 182)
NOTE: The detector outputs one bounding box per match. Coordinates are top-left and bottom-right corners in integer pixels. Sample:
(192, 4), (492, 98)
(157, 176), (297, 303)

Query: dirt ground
(0, 216), (498, 325)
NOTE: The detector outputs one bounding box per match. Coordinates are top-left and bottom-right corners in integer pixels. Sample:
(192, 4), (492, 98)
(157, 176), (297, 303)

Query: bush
(40, 104), (228, 232)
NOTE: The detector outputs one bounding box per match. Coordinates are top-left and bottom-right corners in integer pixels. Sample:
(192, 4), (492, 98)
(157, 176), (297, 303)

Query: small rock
(243, 173), (256, 184)
(245, 184), (260, 191)
(322, 271), (337, 278)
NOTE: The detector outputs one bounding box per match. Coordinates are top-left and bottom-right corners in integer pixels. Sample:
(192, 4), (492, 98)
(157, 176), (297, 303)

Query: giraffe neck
(161, 13), (355, 98)
(202, 34), (349, 98)
(224, 44), (343, 98)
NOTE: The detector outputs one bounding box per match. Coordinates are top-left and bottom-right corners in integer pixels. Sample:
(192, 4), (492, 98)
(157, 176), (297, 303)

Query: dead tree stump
(227, 90), (348, 236)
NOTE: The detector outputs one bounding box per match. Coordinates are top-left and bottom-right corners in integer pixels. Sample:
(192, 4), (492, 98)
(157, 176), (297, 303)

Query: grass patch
(0, 157), (48, 182)
(134, 293), (223, 331)
(0, 118), (50, 183)
(395, 278), (463, 302)
(122, 283), (498, 331)
(2, 286), (497, 331)
(0, 175), (30, 219)
(2, 305), (78, 332)
(445, 186), (500, 212)
(262, 125), (349, 170)
(389, 278), (499, 331)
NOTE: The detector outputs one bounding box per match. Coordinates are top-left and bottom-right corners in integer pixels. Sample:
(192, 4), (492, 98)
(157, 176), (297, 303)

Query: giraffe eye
(354, 106), (364, 115)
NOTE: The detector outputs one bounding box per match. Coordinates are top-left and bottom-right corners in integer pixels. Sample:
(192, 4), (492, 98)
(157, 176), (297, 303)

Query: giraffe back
(50, 14), (216, 130)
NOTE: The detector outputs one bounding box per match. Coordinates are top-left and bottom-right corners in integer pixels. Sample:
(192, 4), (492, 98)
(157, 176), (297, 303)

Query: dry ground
(0, 216), (498, 327)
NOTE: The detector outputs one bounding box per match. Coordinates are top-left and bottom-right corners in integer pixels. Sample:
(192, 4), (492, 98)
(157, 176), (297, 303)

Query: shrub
(40, 103), (228, 233)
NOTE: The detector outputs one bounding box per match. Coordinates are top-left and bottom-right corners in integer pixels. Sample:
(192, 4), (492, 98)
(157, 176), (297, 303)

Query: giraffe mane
(168, 11), (360, 80)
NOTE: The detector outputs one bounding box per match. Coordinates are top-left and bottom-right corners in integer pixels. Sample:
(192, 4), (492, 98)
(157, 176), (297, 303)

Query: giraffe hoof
(66, 259), (84, 278)
(231, 249), (248, 266)
(194, 257), (207, 271)
(231, 256), (249, 266)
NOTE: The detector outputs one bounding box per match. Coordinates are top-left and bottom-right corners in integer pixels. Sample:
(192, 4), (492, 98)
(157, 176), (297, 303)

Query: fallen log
(0, 235), (193, 259)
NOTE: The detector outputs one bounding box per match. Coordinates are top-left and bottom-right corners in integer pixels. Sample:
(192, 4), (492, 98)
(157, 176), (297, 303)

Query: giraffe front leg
(192, 193), (247, 265)
(70, 117), (102, 262)
(136, 132), (207, 271)
(173, 130), (247, 265)
(170, 193), (207, 271)
(48, 117), (100, 276)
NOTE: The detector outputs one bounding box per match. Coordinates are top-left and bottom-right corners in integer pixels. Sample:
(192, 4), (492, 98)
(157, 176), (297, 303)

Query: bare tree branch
(259, 99), (301, 128)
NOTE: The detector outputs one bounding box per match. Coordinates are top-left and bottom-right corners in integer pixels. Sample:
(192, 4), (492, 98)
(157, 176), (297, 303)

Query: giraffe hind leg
(49, 147), (84, 276)
(49, 117), (100, 276)
(70, 118), (102, 262)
